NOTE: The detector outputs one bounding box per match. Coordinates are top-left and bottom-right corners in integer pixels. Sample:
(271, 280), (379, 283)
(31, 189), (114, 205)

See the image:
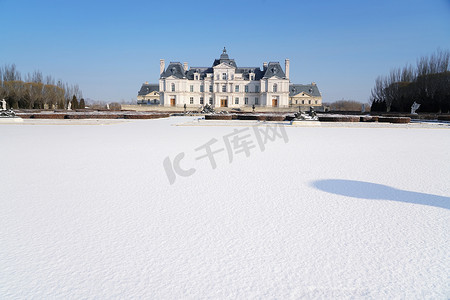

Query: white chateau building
(139, 48), (322, 109)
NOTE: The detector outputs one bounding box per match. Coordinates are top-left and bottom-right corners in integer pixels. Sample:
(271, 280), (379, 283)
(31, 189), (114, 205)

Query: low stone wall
(378, 117), (411, 123)
(15, 111), (170, 120)
(123, 104), (300, 113)
(318, 116), (360, 122)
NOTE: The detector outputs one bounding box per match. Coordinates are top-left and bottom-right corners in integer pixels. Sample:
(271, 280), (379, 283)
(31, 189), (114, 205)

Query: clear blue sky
(1, 0), (449, 103)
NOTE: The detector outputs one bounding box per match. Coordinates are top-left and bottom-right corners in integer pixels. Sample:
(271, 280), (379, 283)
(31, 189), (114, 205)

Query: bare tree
(2, 64), (21, 82)
(371, 49), (450, 112)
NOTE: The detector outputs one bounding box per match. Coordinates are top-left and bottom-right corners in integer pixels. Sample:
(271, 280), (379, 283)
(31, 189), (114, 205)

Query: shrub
(318, 115), (360, 122)
(205, 114), (233, 120)
(123, 114), (169, 119)
(265, 115), (286, 121)
(360, 116), (378, 122)
(32, 113), (66, 119)
(437, 115), (450, 121)
(378, 117), (411, 123)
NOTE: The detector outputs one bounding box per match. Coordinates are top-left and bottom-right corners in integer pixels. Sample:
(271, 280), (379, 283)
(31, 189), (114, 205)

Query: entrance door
(220, 99), (228, 107)
(272, 99), (278, 107)
(170, 98), (176, 106)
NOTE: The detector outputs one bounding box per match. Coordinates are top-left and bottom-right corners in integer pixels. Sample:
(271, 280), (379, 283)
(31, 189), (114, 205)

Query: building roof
(185, 67), (213, 80)
(160, 48), (284, 80)
(161, 62), (186, 79)
(289, 84), (321, 97)
(212, 47), (238, 67)
(263, 62), (286, 79)
(138, 83), (159, 96)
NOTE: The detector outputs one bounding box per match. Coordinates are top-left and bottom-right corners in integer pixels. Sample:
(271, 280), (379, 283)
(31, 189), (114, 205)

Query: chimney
(160, 59), (165, 75)
(183, 62), (188, 72)
(263, 62), (268, 70)
(285, 59), (290, 80)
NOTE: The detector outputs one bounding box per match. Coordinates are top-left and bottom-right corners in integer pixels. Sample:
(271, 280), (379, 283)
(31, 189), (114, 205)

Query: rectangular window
(222, 73), (227, 80)
(235, 85), (239, 92)
(200, 85), (204, 92)
(302, 100), (305, 104)
(245, 85), (248, 93)
(171, 84), (175, 92)
(255, 85), (259, 93)
(209, 97), (213, 104)
(255, 97), (259, 105)
(235, 97), (239, 104)
(190, 85), (194, 92)
(222, 85), (226, 92)
(315, 100), (318, 104)
(245, 97), (248, 105)
(216, 74), (219, 80)
(209, 85), (213, 92)
(309, 100), (311, 104)
(190, 97), (194, 104)
(200, 97), (204, 104)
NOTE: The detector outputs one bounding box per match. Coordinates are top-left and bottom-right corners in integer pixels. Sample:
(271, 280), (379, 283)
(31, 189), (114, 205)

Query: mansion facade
(138, 48), (322, 108)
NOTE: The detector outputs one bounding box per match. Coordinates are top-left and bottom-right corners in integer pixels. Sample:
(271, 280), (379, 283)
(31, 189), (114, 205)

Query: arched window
(273, 83), (277, 92)
(171, 83), (175, 92)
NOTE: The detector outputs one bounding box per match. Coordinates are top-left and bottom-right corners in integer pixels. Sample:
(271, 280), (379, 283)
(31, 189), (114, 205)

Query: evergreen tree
(79, 98), (85, 109)
(72, 95), (78, 110)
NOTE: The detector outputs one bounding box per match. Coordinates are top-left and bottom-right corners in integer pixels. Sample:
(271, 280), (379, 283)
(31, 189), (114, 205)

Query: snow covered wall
(0, 117), (449, 298)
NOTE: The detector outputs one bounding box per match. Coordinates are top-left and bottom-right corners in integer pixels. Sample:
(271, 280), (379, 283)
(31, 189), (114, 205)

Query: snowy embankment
(0, 117), (449, 299)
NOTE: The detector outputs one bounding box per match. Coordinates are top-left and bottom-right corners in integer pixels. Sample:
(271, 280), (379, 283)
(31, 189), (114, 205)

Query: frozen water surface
(0, 117), (449, 299)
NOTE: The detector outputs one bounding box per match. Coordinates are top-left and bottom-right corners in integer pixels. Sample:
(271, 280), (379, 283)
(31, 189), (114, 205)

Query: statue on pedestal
(411, 102), (420, 114)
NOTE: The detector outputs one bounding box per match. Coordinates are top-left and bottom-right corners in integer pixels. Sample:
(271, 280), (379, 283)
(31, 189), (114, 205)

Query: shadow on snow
(312, 179), (449, 210)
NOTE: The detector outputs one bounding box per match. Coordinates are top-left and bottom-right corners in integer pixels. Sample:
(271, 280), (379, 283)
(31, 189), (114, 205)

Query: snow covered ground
(1, 117), (449, 299)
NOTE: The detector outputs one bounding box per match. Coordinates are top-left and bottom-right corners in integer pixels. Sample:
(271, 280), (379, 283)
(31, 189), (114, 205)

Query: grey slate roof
(185, 67), (213, 80)
(160, 62), (186, 79)
(289, 84), (321, 97)
(235, 67), (265, 80)
(263, 62), (286, 79)
(160, 49), (285, 80)
(138, 83), (159, 96)
(212, 47), (238, 67)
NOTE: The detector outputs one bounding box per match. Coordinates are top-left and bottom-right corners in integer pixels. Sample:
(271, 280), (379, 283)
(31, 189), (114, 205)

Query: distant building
(138, 48), (322, 108)
(137, 82), (160, 105)
(289, 83), (322, 108)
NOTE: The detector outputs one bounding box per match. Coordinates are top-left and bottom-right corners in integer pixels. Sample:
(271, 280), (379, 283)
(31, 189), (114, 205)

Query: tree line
(324, 100), (370, 112)
(0, 64), (85, 109)
(370, 49), (450, 113)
